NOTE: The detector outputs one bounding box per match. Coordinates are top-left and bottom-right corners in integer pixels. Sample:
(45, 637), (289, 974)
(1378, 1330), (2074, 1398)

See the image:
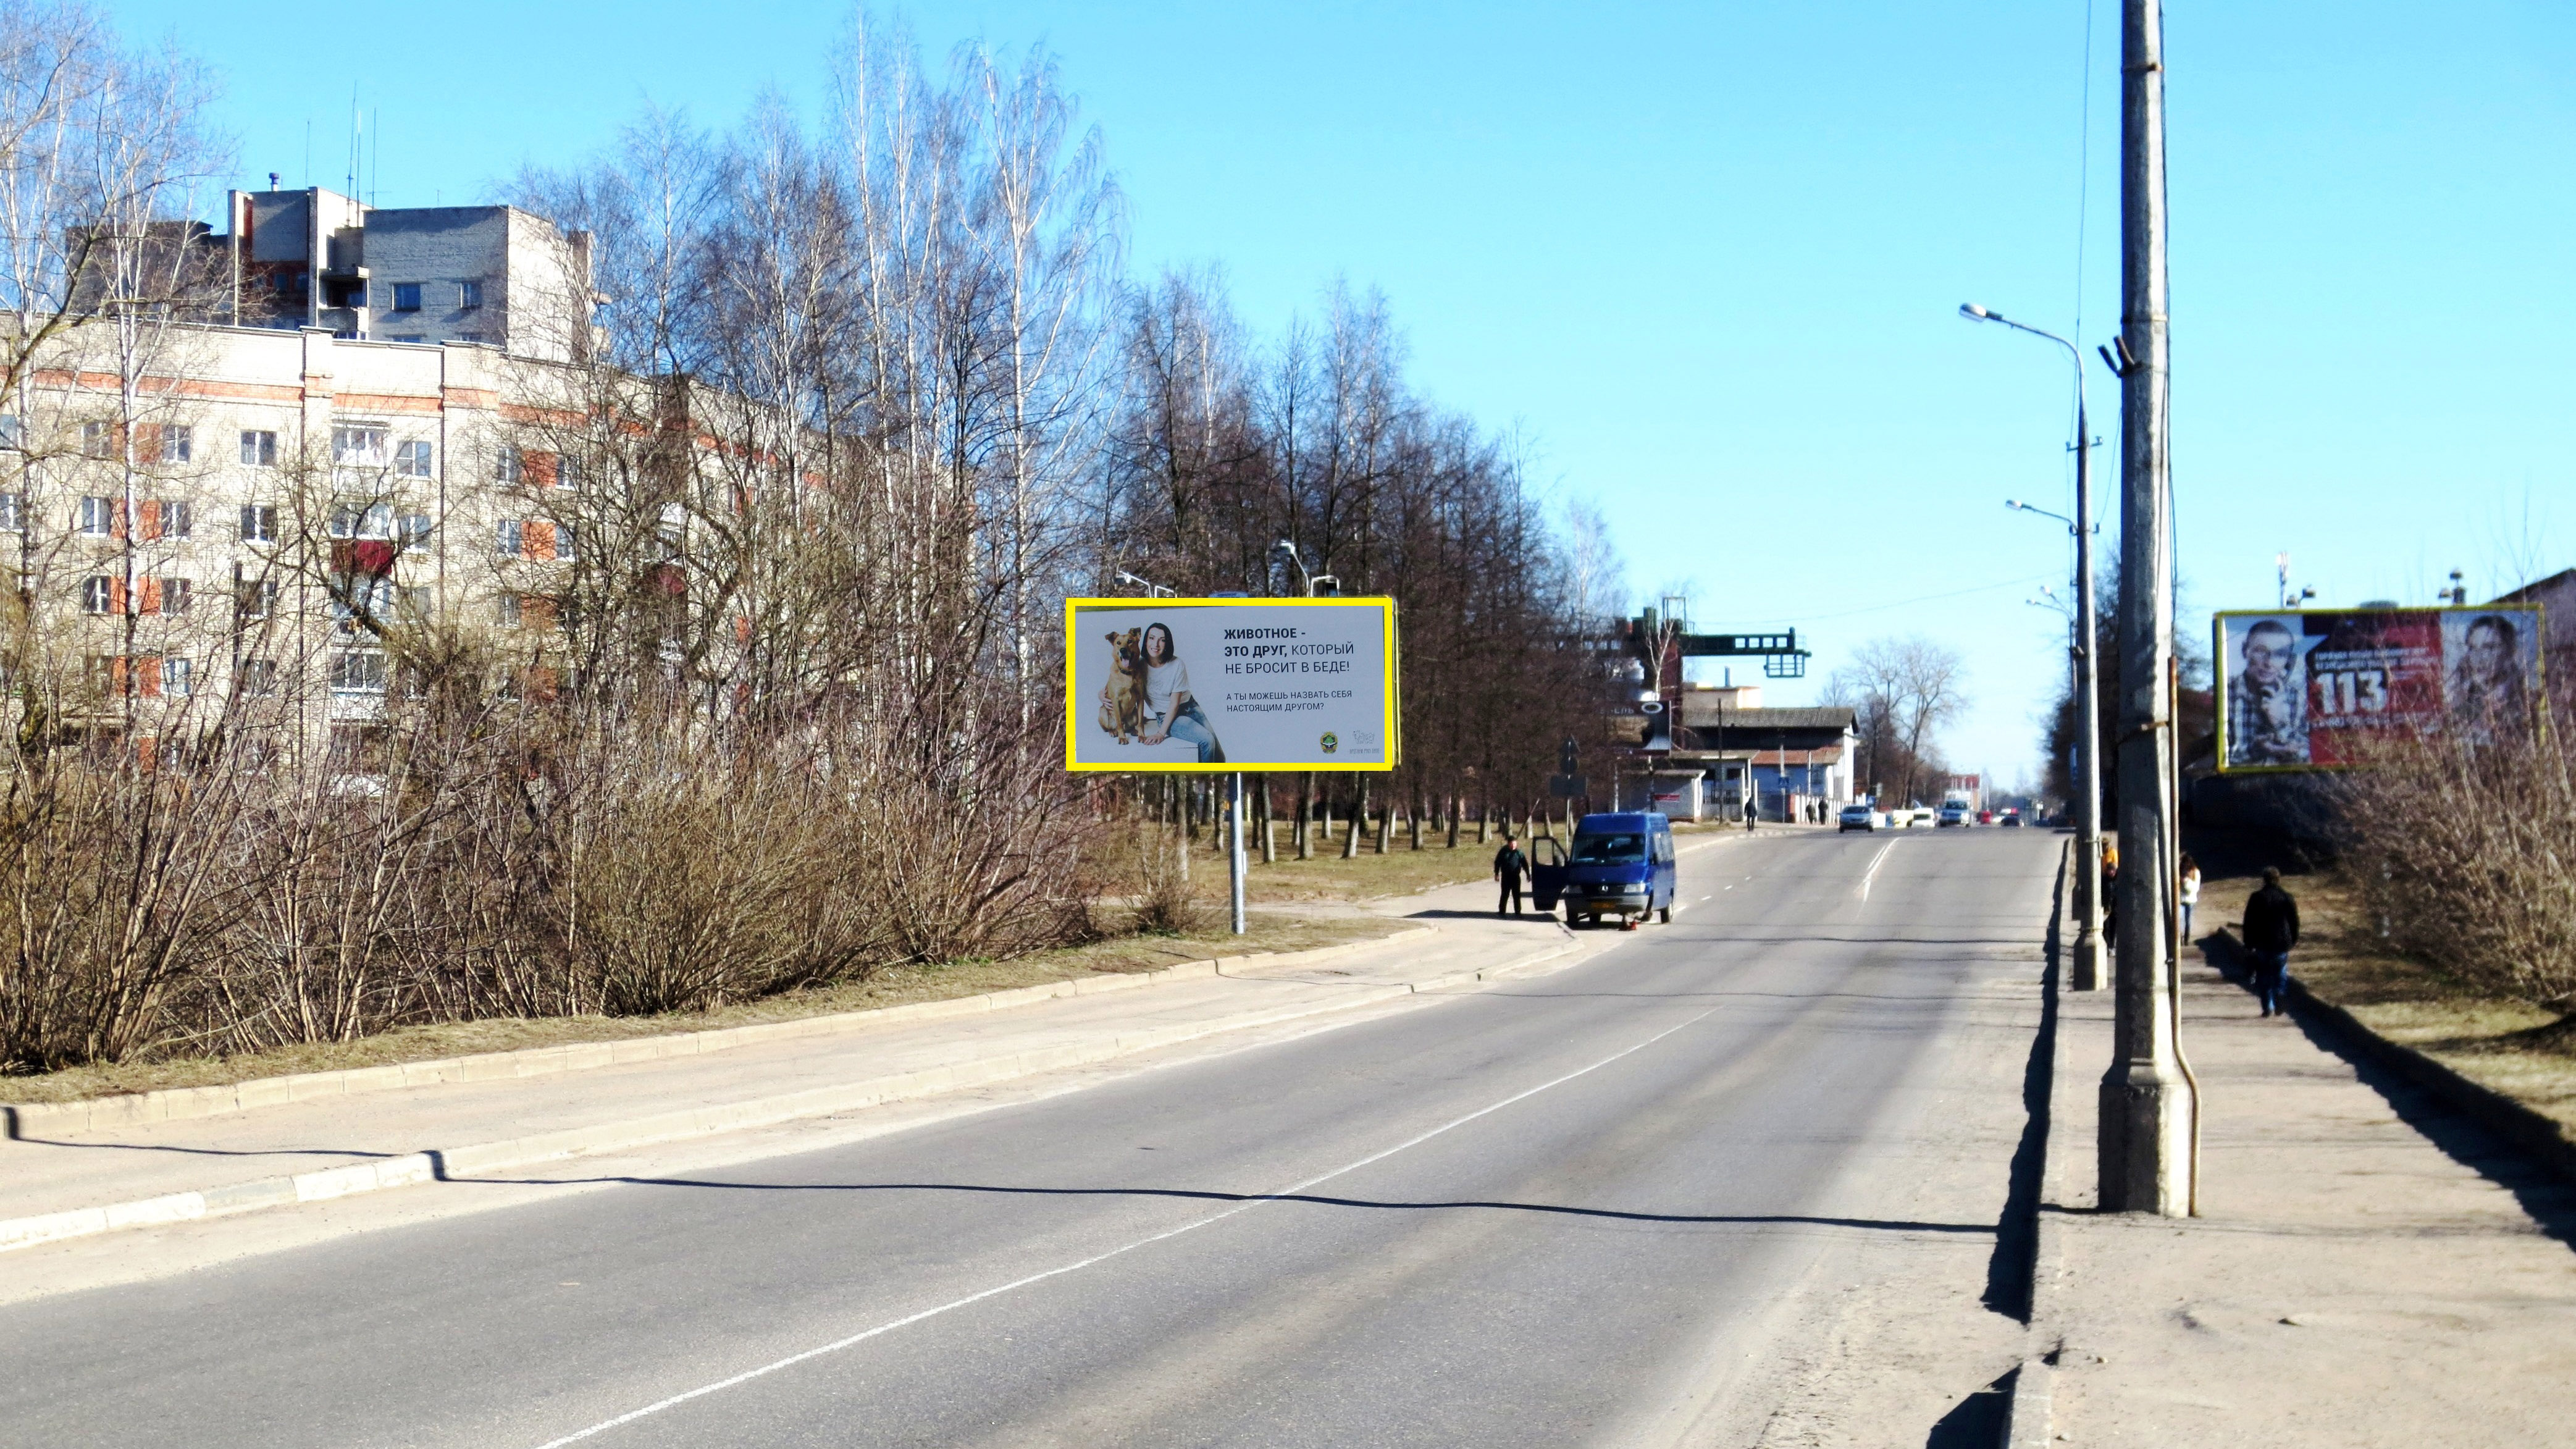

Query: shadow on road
(1924, 1364), (2016, 1448)
(1980, 844), (2064, 1322)
(455, 1169), (2000, 1235)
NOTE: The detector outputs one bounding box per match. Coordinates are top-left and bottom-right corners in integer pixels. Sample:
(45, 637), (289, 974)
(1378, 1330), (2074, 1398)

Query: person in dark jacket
(1493, 834), (1527, 917)
(2242, 866), (2302, 1017)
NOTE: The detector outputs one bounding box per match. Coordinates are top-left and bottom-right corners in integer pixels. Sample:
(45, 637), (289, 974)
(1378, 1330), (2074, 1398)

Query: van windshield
(1571, 832), (1647, 865)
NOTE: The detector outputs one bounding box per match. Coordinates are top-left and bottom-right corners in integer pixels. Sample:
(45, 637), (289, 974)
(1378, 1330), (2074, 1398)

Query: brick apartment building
(0, 190), (666, 771)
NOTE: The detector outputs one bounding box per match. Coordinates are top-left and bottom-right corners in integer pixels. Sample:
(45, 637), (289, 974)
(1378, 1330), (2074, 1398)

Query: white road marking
(1858, 839), (1900, 901)
(528, 1004), (1728, 1448)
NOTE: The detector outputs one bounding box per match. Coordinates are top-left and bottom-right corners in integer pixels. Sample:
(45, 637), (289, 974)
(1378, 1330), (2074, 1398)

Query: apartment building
(219, 186), (597, 361)
(3, 322), (601, 772)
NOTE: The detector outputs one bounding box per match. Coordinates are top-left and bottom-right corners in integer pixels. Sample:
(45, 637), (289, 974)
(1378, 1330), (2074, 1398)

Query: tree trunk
(1258, 775), (1276, 864)
(1295, 771), (1313, 860)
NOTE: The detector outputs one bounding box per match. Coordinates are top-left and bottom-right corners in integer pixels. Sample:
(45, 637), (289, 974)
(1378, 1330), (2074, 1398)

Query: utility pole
(2100, 0), (2196, 1216)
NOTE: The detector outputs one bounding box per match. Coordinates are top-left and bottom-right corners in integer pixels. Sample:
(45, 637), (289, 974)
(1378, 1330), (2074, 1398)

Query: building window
(395, 440), (433, 478)
(556, 522), (577, 563)
(400, 585), (434, 622)
(82, 576), (113, 614)
(237, 578), (279, 622)
(400, 513), (434, 545)
(141, 499), (191, 540)
(0, 493), (21, 532)
(497, 593), (521, 628)
(0, 414), (19, 450)
(156, 578), (192, 615)
(159, 425), (191, 463)
(240, 504), (278, 544)
(82, 421), (112, 458)
(79, 495), (114, 537)
(555, 456), (583, 490)
(330, 650), (387, 695)
(458, 280), (483, 309)
(391, 283), (421, 312)
(494, 447), (521, 484)
(388, 335), (425, 345)
(329, 502), (395, 540)
(331, 425), (388, 468)
(240, 430), (277, 467)
(497, 519), (522, 557)
(330, 576), (395, 636)
(163, 657), (191, 696)
(236, 657), (277, 696)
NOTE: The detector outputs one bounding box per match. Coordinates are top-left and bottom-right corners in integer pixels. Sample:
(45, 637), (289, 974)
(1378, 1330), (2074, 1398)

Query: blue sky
(115, 0), (2575, 786)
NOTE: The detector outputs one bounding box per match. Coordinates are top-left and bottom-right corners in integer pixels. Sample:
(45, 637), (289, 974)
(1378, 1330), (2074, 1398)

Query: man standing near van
(1493, 834), (1527, 917)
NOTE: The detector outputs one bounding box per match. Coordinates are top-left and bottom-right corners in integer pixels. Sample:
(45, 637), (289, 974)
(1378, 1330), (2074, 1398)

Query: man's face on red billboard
(2242, 625), (2294, 687)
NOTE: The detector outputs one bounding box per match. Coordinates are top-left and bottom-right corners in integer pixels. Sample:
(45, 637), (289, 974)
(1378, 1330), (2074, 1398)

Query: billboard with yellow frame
(1064, 597), (1400, 772)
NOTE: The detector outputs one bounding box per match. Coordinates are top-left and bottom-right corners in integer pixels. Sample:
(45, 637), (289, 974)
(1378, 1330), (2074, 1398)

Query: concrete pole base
(2097, 1070), (2196, 1215)
(2071, 930), (2106, 992)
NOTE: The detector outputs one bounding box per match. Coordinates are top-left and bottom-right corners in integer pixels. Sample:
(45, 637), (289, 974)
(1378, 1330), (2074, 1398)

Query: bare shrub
(2338, 713), (2576, 1021)
(1123, 823), (1210, 937)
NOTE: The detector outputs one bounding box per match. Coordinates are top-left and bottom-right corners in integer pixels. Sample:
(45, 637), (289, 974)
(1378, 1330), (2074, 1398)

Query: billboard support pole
(2099, 0), (2196, 1217)
(1228, 771), (1248, 935)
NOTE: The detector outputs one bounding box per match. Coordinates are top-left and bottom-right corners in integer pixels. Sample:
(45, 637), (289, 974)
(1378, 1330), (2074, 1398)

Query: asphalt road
(0, 826), (2062, 1448)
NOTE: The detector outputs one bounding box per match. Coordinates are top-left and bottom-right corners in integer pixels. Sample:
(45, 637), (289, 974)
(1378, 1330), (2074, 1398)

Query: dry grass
(0, 910), (1398, 1107)
(2199, 867), (2576, 1136)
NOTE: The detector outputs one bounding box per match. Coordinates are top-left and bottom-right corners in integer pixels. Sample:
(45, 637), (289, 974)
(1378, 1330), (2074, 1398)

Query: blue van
(1527, 812), (1677, 930)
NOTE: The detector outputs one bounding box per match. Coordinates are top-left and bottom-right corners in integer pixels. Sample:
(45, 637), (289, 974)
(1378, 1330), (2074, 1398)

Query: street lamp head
(1960, 303), (1992, 321)
(2004, 498), (2023, 510)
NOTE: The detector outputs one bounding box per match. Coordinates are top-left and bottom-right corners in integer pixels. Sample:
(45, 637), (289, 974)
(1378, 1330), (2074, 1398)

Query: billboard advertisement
(1064, 597), (1399, 772)
(2213, 604), (2545, 773)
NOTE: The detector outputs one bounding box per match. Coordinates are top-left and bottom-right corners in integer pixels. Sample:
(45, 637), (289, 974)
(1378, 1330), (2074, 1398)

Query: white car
(1838, 804), (1886, 833)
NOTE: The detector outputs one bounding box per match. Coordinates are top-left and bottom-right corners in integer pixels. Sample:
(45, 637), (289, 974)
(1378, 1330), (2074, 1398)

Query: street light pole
(1965, 304), (2106, 993)
(2101, 0), (2194, 1216)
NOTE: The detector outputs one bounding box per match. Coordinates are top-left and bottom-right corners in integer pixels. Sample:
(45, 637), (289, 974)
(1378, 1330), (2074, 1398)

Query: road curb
(0, 928), (1596, 1255)
(2209, 927), (2576, 1186)
(1, 928), (1436, 1142)
(2003, 839), (2073, 1449)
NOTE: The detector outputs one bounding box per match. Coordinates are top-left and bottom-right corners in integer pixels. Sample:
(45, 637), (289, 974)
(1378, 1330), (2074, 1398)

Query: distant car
(2001, 812), (2024, 828)
(1839, 804), (1884, 833)
(1977, 810), (1995, 825)
(1937, 804), (1969, 827)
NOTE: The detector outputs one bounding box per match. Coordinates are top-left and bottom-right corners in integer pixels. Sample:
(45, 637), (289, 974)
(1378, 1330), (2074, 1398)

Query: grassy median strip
(1, 911), (1402, 1108)
(2199, 868), (2576, 1137)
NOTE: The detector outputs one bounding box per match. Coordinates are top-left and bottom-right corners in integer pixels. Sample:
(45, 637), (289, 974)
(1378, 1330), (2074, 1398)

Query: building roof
(1747, 746), (1845, 766)
(1672, 704), (1856, 731)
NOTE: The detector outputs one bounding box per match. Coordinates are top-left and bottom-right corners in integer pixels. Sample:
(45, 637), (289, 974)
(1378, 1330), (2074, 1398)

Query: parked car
(1936, 804), (1969, 827)
(1839, 804), (1886, 833)
(2000, 812), (2024, 828)
(1529, 812), (1677, 929)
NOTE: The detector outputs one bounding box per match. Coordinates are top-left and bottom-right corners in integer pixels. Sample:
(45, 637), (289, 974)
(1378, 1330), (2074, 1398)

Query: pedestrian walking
(2100, 839), (2120, 946)
(2178, 853), (2202, 944)
(1743, 798), (1757, 832)
(2242, 865), (2301, 1017)
(1493, 833), (1527, 917)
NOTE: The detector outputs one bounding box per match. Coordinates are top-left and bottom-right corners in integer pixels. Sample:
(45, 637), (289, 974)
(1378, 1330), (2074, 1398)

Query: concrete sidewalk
(0, 856), (1718, 1256)
(2023, 936), (2576, 1447)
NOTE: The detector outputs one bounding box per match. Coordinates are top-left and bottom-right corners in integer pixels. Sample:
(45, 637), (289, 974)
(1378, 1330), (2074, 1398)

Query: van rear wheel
(1659, 905), (1672, 925)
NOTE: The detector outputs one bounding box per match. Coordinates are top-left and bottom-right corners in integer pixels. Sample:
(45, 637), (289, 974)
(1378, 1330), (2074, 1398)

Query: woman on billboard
(2447, 613), (2531, 744)
(1138, 622), (1227, 763)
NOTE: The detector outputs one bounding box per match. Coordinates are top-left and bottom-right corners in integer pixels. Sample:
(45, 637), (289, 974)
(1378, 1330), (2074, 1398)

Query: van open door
(1527, 834), (1567, 911)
